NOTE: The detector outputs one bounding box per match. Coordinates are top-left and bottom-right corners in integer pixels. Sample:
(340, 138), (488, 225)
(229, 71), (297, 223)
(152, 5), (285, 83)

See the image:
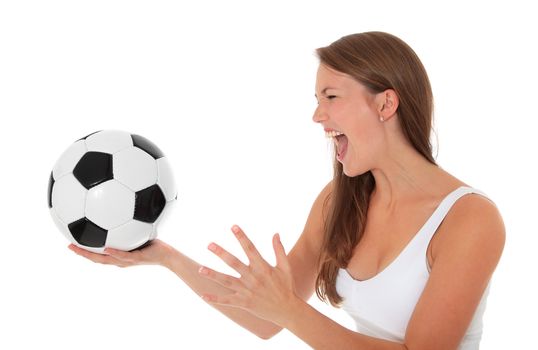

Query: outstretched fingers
(230, 225), (265, 266)
(272, 233), (290, 272)
(198, 266), (246, 291)
(207, 242), (249, 276)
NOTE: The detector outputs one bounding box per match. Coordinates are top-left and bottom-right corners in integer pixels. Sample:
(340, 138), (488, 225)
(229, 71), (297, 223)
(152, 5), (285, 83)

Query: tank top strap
(420, 186), (491, 245)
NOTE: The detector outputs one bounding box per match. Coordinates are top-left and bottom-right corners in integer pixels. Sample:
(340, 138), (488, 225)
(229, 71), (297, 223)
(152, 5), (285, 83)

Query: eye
(327, 95), (337, 100)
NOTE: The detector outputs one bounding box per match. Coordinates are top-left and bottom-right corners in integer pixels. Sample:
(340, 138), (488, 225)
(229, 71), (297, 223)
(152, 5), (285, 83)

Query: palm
(69, 238), (175, 267)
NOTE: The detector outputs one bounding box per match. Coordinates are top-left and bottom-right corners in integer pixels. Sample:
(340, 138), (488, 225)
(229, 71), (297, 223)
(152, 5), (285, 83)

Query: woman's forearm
(162, 247), (282, 339)
(284, 297), (407, 350)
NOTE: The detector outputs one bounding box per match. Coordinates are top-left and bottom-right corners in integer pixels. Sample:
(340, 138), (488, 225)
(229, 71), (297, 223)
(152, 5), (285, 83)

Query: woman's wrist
(275, 294), (307, 329)
(159, 243), (181, 270)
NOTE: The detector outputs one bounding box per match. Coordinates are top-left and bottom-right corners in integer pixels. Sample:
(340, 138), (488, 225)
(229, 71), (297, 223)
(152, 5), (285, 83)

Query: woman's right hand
(68, 239), (176, 268)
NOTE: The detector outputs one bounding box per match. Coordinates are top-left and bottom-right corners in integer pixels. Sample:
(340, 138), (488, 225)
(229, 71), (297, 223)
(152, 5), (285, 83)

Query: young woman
(69, 31), (505, 350)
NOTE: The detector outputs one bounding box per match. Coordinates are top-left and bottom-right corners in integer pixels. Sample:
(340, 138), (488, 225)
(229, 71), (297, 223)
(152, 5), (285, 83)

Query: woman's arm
(403, 195), (505, 349)
(162, 246), (283, 339)
(69, 237), (282, 339)
(69, 181), (333, 340)
(285, 299), (407, 350)
(200, 224), (407, 349)
(201, 194), (505, 350)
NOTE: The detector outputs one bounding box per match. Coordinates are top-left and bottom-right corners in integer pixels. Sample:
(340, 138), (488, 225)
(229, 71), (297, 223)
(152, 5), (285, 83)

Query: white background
(0, 0), (536, 348)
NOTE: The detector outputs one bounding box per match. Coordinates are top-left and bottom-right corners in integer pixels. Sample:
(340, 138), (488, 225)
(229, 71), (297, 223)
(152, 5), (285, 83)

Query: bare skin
(69, 64), (505, 349)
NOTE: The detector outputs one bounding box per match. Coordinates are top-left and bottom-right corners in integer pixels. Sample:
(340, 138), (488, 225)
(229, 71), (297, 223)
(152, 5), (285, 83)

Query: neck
(369, 142), (443, 214)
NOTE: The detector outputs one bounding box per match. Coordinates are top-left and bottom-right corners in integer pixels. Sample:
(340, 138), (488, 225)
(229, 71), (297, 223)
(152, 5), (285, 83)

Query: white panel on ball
(52, 174), (87, 224)
(113, 147), (158, 192)
(52, 140), (87, 180)
(156, 157), (177, 201)
(49, 208), (78, 245)
(106, 220), (153, 251)
(85, 180), (135, 230)
(85, 130), (133, 154)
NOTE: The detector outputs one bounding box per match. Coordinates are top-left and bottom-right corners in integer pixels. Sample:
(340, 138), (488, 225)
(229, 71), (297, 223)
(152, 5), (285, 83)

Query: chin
(341, 162), (371, 178)
(342, 167), (361, 178)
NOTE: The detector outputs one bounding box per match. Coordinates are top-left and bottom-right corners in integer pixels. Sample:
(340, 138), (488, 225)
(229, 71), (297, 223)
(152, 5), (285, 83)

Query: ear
(377, 89), (399, 120)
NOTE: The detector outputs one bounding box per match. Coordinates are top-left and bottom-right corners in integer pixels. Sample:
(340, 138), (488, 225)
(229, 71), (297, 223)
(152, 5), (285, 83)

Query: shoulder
(433, 192), (506, 269)
(449, 192), (505, 243)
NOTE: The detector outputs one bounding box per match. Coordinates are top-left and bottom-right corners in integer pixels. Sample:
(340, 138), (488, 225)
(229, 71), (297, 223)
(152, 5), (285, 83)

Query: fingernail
(208, 243), (217, 252)
(232, 225), (240, 234)
(198, 266), (209, 275)
(201, 294), (214, 302)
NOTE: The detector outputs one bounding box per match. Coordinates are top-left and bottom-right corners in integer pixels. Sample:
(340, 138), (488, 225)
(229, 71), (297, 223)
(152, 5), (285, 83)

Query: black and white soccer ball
(48, 130), (177, 254)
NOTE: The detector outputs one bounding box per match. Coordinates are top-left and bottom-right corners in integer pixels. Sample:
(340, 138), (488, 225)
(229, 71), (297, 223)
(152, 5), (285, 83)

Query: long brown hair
(314, 31), (438, 306)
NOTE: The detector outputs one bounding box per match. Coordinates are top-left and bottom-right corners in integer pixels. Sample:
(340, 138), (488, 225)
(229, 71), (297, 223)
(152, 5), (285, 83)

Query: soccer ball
(48, 130), (177, 254)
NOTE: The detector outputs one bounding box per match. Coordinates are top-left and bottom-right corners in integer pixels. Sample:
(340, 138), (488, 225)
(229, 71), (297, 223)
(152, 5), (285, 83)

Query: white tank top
(335, 186), (492, 349)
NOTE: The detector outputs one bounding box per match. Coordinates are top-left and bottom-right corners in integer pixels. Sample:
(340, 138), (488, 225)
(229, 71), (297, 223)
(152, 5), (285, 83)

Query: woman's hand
(68, 239), (176, 268)
(199, 225), (299, 327)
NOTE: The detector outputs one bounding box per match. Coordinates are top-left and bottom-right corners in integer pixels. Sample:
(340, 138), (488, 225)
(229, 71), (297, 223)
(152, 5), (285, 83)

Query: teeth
(325, 130), (344, 138)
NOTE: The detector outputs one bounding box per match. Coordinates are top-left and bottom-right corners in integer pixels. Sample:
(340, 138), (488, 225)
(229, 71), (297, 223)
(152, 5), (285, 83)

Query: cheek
(346, 106), (377, 137)
(341, 99), (375, 125)
(337, 100), (380, 148)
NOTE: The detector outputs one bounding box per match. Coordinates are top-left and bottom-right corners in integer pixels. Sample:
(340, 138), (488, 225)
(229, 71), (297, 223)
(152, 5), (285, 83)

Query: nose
(312, 105), (328, 124)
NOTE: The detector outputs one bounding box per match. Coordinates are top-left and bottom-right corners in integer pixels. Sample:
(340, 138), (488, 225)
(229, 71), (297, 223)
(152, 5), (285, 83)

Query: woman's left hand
(198, 225), (298, 326)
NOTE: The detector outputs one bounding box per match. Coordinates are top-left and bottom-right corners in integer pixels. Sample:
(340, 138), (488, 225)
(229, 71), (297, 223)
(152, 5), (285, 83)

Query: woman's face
(313, 64), (385, 177)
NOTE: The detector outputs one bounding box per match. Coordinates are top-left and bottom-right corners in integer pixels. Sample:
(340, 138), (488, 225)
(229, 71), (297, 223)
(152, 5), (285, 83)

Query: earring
(379, 116), (385, 122)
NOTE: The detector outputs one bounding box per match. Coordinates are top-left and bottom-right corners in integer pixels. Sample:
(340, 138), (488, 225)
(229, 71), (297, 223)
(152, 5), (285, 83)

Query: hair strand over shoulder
(314, 31), (437, 306)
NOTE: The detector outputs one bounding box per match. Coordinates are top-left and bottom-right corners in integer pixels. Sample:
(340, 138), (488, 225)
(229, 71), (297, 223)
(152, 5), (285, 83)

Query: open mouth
(325, 130), (348, 161)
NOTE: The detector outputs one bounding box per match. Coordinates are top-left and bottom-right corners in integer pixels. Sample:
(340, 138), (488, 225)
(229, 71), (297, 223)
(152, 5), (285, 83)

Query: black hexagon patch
(134, 184), (166, 223)
(68, 217), (108, 248)
(73, 151), (113, 189)
(132, 134), (164, 160)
